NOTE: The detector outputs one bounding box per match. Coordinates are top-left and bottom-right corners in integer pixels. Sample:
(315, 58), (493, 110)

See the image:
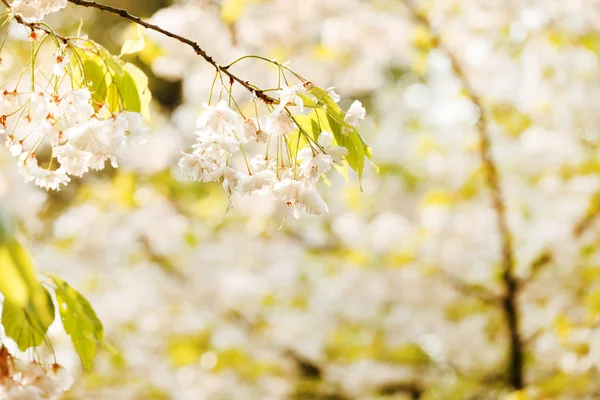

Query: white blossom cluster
(178, 86), (365, 218)
(0, 348), (72, 400)
(0, 87), (147, 191)
(10, 0), (67, 22)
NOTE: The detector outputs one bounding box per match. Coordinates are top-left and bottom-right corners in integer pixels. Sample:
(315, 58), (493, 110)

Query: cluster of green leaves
(292, 85), (375, 183)
(0, 210), (103, 370)
(69, 39), (151, 118)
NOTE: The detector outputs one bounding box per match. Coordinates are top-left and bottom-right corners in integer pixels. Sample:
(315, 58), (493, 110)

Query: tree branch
(65, 0), (277, 104)
(521, 192), (599, 288)
(3, 0), (277, 103)
(574, 190), (600, 237)
(442, 269), (499, 305)
(402, 1), (524, 390)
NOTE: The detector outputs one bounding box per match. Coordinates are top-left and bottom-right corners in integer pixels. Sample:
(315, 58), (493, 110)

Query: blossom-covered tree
(0, 0), (599, 399)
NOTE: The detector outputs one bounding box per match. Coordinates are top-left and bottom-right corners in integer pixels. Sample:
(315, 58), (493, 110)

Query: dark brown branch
(65, 0), (277, 104)
(402, 1), (524, 390)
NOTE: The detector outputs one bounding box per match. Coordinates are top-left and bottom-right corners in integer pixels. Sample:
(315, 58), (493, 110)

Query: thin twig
(574, 190), (600, 237)
(65, 0), (277, 104)
(443, 271), (499, 305)
(402, 1), (524, 390)
(521, 193), (599, 287)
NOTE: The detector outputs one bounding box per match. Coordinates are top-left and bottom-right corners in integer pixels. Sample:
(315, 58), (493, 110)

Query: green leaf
(51, 276), (104, 370)
(114, 67), (141, 113)
(287, 114), (313, 156)
(0, 210), (42, 308)
(119, 25), (146, 57)
(312, 108), (368, 180)
(309, 85), (347, 123)
(0, 240), (34, 307)
(82, 58), (108, 105)
(2, 289), (55, 351)
(306, 86), (375, 182)
(297, 93), (320, 109)
(70, 40), (151, 116)
(124, 63), (152, 119)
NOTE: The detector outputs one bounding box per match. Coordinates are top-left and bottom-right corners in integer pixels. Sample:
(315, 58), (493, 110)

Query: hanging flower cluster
(10, 0), (67, 22)
(0, 0), (375, 213)
(0, 87), (147, 191)
(0, 347), (72, 400)
(179, 82), (367, 218)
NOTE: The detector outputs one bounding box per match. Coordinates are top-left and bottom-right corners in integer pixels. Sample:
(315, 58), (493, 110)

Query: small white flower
(18, 155), (70, 190)
(326, 87), (341, 103)
(48, 363), (73, 391)
(11, 0), (67, 22)
(242, 118), (267, 143)
(193, 133), (240, 155)
(275, 83), (306, 112)
(5, 135), (23, 156)
(344, 100), (366, 127)
(52, 47), (70, 77)
(40, 0), (68, 14)
(222, 166), (241, 195)
(250, 155), (276, 172)
(118, 110), (149, 135)
(11, 0), (44, 22)
(273, 178), (329, 218)
(178, 152), (223, 182)
(265, 108), (296, 137)
(196, 101), (242, 135)
(273, 178), (303, 203)
(178, 152), (202, 180)
(35, 167), (70, 191)
(53, 144), (91, 177)
(9, 143), (23, 157)
(298, 185), (329, 216)
(18, 153), (45, 182)
(65, 118), (124, 168)
(298, 150), (334, 181)
(240, 169), (276, 194)
(57, 88), (95, 124)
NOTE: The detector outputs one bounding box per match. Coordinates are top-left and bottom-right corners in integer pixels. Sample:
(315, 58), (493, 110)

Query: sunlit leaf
(0, 211), (41, 308)
(70, 40), (151, 116)
(51, 276), (104, 370)
(304, 86), (375, 182)
(119, 25), (146, 57)
(123, 62), (152, 119)
(114, 67), (141, 113)
(82, 58), (108, 105)
(2, 289), (55, 351)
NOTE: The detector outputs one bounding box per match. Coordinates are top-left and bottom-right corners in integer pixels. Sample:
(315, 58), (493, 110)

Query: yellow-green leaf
(123, 62), (152, 120)
(51, 276), (104, 371)
(119, 25), (146, 57)
(306, 86), (375, 182)
(70, 40), (151, 116)
(2, 289), (55, 351)
(0, 211), (42, 308)
(82, 58), (108, 105)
